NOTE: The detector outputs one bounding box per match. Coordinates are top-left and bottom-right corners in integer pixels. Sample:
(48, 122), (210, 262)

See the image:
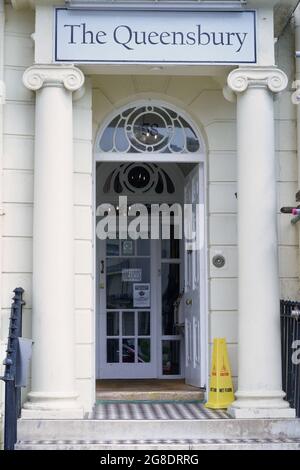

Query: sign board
(133, 283), (150, 308)
(54, 8), (256, 64)
(122, 268), (142, 282)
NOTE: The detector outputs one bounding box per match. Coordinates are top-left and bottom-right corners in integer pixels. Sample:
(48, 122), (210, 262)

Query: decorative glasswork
(103, 162), (175, 195)
(99, 104), (200, 154)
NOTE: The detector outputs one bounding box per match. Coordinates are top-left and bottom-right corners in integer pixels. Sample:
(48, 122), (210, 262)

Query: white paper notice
(133, 283), (150, 308)
(122, 269), (142, 282)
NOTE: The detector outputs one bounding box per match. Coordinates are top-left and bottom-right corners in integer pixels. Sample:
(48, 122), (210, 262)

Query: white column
(227, 67), (295, 418)
(22, 65), (84, 418)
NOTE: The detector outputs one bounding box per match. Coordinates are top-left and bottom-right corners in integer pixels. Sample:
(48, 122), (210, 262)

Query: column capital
(227, 67), (288, 95)
(23, 65), (85, 92)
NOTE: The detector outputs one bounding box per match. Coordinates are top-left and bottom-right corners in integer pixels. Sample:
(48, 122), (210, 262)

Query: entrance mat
(94, 401), (229, 420)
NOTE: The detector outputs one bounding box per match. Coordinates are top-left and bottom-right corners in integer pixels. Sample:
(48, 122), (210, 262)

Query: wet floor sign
(205, 337), (234, 409)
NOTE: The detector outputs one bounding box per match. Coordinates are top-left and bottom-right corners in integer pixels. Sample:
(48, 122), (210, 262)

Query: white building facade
(0, 0), (300, 447)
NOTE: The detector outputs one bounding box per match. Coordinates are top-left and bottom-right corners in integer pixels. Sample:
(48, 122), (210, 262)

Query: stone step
(93, 401), (228, 420)
(95, 380), (205, 402)
(15, 438), (300, 451)
(96, 390), (205, 401)
(17, 418), (300, 443)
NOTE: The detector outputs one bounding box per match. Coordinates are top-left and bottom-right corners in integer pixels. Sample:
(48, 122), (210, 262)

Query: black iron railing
(280, 299), (300, 418)
(0, 288), (25, 450)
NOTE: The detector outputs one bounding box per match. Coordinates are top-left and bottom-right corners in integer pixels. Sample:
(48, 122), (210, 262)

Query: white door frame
(94, 158), (208, 387)
(93, 101), (208, 387)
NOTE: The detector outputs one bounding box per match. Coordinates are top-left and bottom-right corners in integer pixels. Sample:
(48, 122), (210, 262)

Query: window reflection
(122, 311), (135, 336)
(161, 263), (180, 335)
(138, 311), (150, 336)
(122, 338), (135, 363)
(107, 339), (119, 363)
(107, 311), (119, 336)
(161, 224), (180, 259)
(138, 339), (150, 363)
(162, 340), (180, 375)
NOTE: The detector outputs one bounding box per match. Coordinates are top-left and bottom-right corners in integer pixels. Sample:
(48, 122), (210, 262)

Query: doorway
(94, 101), (207, 389)
(97, 213), (183, 379)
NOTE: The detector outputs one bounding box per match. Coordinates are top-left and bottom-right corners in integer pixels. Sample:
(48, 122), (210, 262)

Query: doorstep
(96, 379), (205, 402)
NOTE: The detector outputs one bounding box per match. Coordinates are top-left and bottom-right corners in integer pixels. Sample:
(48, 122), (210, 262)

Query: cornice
(11, 1), (64, 10)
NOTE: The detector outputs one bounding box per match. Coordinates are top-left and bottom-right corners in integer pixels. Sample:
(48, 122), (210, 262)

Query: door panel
(184, 164), (206, 387)
(99, 237), (157, 379)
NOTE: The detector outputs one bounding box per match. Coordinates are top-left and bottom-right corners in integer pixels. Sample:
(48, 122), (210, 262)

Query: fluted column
(22, 65), (84, 418)
(227, 67), (295, 418)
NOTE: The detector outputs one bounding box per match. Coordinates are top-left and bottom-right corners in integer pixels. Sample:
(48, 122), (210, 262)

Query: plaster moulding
(10, 0), (281, 10)
(23, 65), (85, 91)
(227, 67), (288, 94)
(11, 0), (64, 9)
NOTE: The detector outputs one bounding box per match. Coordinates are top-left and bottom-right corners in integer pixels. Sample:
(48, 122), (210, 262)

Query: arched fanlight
(99, 104), (201, 154)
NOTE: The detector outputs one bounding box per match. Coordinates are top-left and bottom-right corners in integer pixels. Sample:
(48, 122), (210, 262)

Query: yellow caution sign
(205, 337), (234, 409)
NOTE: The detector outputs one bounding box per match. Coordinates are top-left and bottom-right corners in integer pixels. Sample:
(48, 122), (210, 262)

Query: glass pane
(122, 339), (135, 363)
(138, 339), (150, 363)
(133, 112), (168, 148)
(122, 311), (135, 336)
(106, 239), (119, 256)
(137, 238), (150, 256)
(138, 311), (150, 336)
(161, 263), (180, 335)
(115, 120), (130, 152)
(106, 258), (150, 309)
(99, 115), (120, 152)
(121, 240), (134, 256)
(127, 165), (151, 187)
(107, 339), (119, 363)
(107, 311), (119, 336)
(162, 225), (180, 259)
(162, 340), (180, 375)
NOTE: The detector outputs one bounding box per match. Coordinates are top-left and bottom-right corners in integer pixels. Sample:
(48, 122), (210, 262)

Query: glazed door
(184, 164), (206, 387)
(98, 237), (157, 378)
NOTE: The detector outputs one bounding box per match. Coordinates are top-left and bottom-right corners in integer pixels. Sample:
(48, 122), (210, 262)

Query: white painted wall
(276, 22), (299, 300)
(0, 4), (35, 445)
(73, 82), (94, 412)
(0, 5), (94, 416)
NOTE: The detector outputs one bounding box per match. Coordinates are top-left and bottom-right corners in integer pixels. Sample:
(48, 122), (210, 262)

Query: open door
(184, 164), (206, 388)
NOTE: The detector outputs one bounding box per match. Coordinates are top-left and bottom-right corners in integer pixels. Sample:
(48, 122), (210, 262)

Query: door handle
(100, 260), (104, 274)
(186, 299), (192, 306)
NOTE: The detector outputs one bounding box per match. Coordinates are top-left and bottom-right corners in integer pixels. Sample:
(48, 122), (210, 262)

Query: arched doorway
(94, 101), (207, 388)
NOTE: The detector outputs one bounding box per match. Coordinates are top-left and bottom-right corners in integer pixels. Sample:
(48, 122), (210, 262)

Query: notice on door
(133, 283), (150, 308)
(122, 269), (142, 282)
